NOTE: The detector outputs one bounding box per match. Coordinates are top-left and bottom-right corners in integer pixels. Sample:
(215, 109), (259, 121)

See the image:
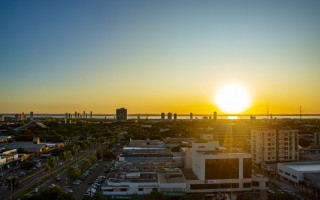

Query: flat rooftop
(287, 164), (320, 172)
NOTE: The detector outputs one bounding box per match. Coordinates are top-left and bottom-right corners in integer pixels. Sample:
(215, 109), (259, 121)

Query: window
(107, 189), (113, 192)
(232, 183), (239, 188)
(138, 188), (143, 191)
(279, 169), (283, 173)
(120, 188), (127, 191)
(243, 183), (251, 188)
(205, 159), (239, 179)
(285, 172), (290, 176)
(190, 184), (219, 189)
(243, 158), (252, 178)
(220, 184), (232, 189)
(252, 181), (259, 187)
(292, 175), (297, 179)
(152, 188), (157, 191)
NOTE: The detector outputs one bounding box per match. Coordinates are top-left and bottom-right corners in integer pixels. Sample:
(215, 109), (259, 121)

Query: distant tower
(90, 111), (93, 119)
(65, 113), (68, 119)
(116, 108), (127, 121)
(21, 112), (25, 121)
(167, 112), (173, 120)
(78, 113), (80, 119)
(30, 112), (34, 121)
(161, 113), (165, 121)
(213, 111), (217, 120)
(83, 111), (85, 119)
(190, 112), (193, 120)
(174, 113), (177, 120)
(75, 112), (77, 119)
(86, 113), (88, 119)
(15, 114), (19, 121)
(0, 114), (4, 122)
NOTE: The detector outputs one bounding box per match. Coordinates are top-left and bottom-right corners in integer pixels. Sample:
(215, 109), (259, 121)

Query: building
(0, 114), (4, 122)
(190, 113), (193, 120)
(168, 112), (172, 120)
(75, 112), (77, 119)
(83, 111), (85, 119)
(314, 132), (320, 145)
(174, 113), (177, 120)
(65, 113), (68, 119)
(161, 112), (165, 121)
(102, 140), (186, 199)
(90, 111), (93, 119)
(15, 114), (19, 121)
(102, 171), (186, 199)
(30, 112), (34, 121)
(214, 111), (217, 120)
(116, 108), (127, 121)
(251, 128), (299, 166)
(184, 140), (268, 198)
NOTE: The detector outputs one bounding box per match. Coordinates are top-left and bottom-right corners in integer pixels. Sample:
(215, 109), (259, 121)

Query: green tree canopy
(67, 166), (81, 182)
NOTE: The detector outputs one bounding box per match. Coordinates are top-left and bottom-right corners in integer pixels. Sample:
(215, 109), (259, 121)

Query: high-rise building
(116, 108), (127, 121)
(190, 112), (193, 120)
(75, 112), (77, 119)
(161, 113), (165, 121)
(251, 128), (299, 166)
(83, 111), (85, 119)
(90, 111), (93, 119)
(15, 114), (19, 121)
(314, 132), (320, 145)
(78, 113), (80, 119)
(214, 111), (217, 120)
(65, 113), (68, 119)
(69, 113), (71, 119)
(30, 112), (34, 121)
(174, 113), (177, 120)
(167, 112), (172, 120)
(0, 114), (4, 121)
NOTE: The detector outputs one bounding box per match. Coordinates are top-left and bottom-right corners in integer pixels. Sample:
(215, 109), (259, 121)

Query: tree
(20, 194), (42, 200)
(82, 192), (105, 200)
(268, 192), (295, 200)
(67, 166), (80, 182)
(186, 194), (201, 200)
(90, 155), (97, 164)
(6, 176), (20, 191)
(96, 149), (102, 160)
(21, 160), (36, 170)
(236, 193), (251, 200)
(48, 157), (57, 169)
(44, 164), (51, 174)
(80, 159), (91, 173)
(145, 191), (166, 200)
(40, 185), (75, 200)
(103, 149), (115, 161)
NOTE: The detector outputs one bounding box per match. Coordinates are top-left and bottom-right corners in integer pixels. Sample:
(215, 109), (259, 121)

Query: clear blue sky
(0, 0), (320, 114)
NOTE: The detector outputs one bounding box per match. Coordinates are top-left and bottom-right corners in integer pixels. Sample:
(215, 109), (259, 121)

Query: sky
(0, 0), (320, 115)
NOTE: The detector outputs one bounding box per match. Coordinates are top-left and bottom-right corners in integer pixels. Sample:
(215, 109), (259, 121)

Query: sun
(214, 83), (251, 114)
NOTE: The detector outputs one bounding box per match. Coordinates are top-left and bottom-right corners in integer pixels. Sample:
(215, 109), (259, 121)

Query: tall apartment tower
(190, 112), (193, 120)
(75, 112), (77, 119)
(116, 108), (127, 121)
(251, 129), (299, 166)
(213, 111), (217, 120)
(83, 111), (85, 119)
(30, 112), (34, 121)
(90, 111), (93, 119)
(65, 113), (68, 119)
(161, 113), (165, 121)
(174, 113), (177, 120)
(0, 114), (4, 121)
(167, 112), (173, 120)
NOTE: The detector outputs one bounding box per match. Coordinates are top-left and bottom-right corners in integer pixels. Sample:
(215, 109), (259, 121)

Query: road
(1, 146), (94, 200)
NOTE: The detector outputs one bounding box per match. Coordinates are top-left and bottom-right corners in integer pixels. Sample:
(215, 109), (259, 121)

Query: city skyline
(1, 1), (320, 114)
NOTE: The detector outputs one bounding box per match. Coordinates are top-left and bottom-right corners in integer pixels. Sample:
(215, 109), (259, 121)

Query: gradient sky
(0, 0), (320, 114)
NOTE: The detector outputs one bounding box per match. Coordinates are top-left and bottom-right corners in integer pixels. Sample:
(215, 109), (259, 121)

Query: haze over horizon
(1, 1), (320, 115)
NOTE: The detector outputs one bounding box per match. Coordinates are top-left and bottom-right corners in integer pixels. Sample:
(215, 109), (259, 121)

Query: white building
(278, 161), (320, 185)
(251, 129), (299, 166)
(185, 141), (268, 197)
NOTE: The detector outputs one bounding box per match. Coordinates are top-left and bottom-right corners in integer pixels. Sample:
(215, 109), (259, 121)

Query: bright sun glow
(214, 83), (251, 114)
